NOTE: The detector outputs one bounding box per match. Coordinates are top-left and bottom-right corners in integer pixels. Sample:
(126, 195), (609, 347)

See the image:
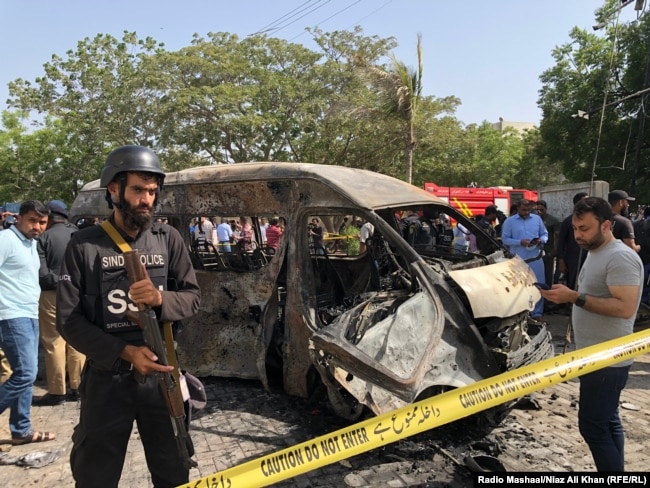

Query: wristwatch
(575, 292), (587, 308)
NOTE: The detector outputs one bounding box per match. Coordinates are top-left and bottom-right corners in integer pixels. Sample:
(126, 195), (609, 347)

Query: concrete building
(491, 117), (536, 134)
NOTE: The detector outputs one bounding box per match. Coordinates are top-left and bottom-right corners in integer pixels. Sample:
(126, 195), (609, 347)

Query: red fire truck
(423, 183), (538, 218)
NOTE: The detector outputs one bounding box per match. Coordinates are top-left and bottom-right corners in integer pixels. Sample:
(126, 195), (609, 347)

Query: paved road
(1, 313), (649, 487)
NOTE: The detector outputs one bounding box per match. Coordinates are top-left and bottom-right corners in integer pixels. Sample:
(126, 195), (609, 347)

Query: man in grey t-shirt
(540, 197), (643, 472)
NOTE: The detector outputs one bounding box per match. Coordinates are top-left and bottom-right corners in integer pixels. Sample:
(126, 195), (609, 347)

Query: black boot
(66, 389), (80, 402)
(32, 393), (66, 406)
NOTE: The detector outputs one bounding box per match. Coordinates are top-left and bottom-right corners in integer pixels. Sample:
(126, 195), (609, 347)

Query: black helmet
(100, 145), (165, 188)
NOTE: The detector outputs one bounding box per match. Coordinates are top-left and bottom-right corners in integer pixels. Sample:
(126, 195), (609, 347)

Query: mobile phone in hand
(533, 282), (550, 290)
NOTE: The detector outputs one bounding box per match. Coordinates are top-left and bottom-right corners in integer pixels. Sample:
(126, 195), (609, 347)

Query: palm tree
(357, 35), (423, 184)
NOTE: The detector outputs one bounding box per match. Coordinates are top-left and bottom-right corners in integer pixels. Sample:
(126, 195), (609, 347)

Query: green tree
(514, 127), (566, 188)
(300, 27), (400, 173)
(152, 28), (406, 173)
(7, 26), (551, 198)
(8, 28), (414, 177)
(355, 34), (425, 183)
(0, 111), (94, 203)
(8, 32), (169, 171)
(152, 32), (328, 165)
(409, 97), (465, 186)
(538, 0), (650, 199)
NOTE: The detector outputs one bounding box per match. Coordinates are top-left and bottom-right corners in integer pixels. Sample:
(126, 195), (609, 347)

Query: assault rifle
(123, 250), (197, 469)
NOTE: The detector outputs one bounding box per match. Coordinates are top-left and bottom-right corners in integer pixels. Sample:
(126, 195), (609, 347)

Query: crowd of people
(188, 214), (286, 255)
(187, 213), (375, 259)
(496, 190), (650, 315)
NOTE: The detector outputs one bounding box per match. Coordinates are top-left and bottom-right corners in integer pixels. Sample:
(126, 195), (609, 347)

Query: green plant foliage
(8, 7), (645, 205)
(0, 111), (99, 204)
(538, 0), (650, 201)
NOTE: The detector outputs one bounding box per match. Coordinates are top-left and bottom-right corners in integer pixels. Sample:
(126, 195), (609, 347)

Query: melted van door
(311, 287), (501, 416)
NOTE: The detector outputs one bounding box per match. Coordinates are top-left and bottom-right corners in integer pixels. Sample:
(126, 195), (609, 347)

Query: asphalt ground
(1, 311), (649, 487)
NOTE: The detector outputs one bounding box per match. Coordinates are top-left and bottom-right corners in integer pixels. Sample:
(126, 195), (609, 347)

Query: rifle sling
(100, 220), (180, 382)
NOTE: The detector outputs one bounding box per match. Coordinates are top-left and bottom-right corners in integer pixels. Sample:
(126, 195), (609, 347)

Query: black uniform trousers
(70, 364), (190, 488)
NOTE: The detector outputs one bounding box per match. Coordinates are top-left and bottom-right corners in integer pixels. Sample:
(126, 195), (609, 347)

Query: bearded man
(540, 197), (643, 472)
(608, 189), (640, 252)
(57, 145), (201, 487)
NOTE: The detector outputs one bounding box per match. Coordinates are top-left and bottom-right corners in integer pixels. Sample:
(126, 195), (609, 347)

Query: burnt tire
(415, 385), (510, 437)
(326, 385), (365, 421)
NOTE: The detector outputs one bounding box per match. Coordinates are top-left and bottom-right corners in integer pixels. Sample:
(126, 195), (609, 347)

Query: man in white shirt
(259, 217), (269, 244)
(216, 218), (234, 253)
(194, 216), (214, 244)
(360, 220), (374, 254)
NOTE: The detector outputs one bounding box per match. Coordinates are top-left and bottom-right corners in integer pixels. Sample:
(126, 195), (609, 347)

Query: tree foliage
(538, 0), (650, 200)
(152, 27), (425, 174)
(0, 112), (93, 204)
(8, 18), (626, 203)
(413, 120), (562, 189)
(355, 34), (425, 183)
(6, 32), (169, 200)
(9, 32), (166, 146)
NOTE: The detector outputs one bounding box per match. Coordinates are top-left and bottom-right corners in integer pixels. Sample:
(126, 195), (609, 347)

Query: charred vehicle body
(70, 162), (554, 420)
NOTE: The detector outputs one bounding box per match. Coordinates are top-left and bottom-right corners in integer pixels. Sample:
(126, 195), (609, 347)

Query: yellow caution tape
(323, 235), (353, 241)
(179, 327), (650, 488)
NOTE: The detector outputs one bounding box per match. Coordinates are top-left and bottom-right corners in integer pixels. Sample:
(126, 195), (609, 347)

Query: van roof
(78, 162), (444, 210)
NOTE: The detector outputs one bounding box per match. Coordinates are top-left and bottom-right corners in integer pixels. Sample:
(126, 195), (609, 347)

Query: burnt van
(70, 162), (553, 420)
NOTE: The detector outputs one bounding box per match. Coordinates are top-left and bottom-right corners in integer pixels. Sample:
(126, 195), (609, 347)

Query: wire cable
(345, 0), (393, 30)
(259, 0), (333, 37)
(590, 7), (624, 186)
(289, 0), (362, 41)
(250, 0), (319, 36)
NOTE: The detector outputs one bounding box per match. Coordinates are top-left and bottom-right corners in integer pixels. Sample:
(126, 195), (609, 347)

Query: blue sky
(0, 0), (641, 125)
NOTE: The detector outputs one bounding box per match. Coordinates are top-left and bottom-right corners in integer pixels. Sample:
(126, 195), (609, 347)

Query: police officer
(57, 145), (201, 487)
(34, 200), (84, 406)
(401, 209), (438, 249)
(435, 213), (454, 249)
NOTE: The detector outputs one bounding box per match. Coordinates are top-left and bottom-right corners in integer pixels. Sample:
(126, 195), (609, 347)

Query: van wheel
(416, 385), (509, 435)
(414, 385), (453, 402)
(326, 385), (364, 421)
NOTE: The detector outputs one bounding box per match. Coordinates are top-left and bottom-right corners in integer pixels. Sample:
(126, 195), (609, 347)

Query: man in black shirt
(34, 200), (84, 406)
(475, 205), (498, 238)
(309, 218), (324, 254)
(57, 145), (201, 487)
(608, 189), (639, 252)
(634, 206), (650, 306)
(557, 192), (589, 290)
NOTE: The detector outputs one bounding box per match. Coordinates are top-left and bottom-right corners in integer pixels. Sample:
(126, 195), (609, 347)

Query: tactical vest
(437, 224), (454, 247)
(98, 229), (169, 341)
(413, 219), (436, 247)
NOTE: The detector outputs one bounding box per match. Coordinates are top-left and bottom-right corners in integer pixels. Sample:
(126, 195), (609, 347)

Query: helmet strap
(105, 173), (127, 211)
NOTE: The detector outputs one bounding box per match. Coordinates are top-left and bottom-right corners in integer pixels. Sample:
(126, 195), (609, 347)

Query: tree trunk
(405, 120), (415, 184)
